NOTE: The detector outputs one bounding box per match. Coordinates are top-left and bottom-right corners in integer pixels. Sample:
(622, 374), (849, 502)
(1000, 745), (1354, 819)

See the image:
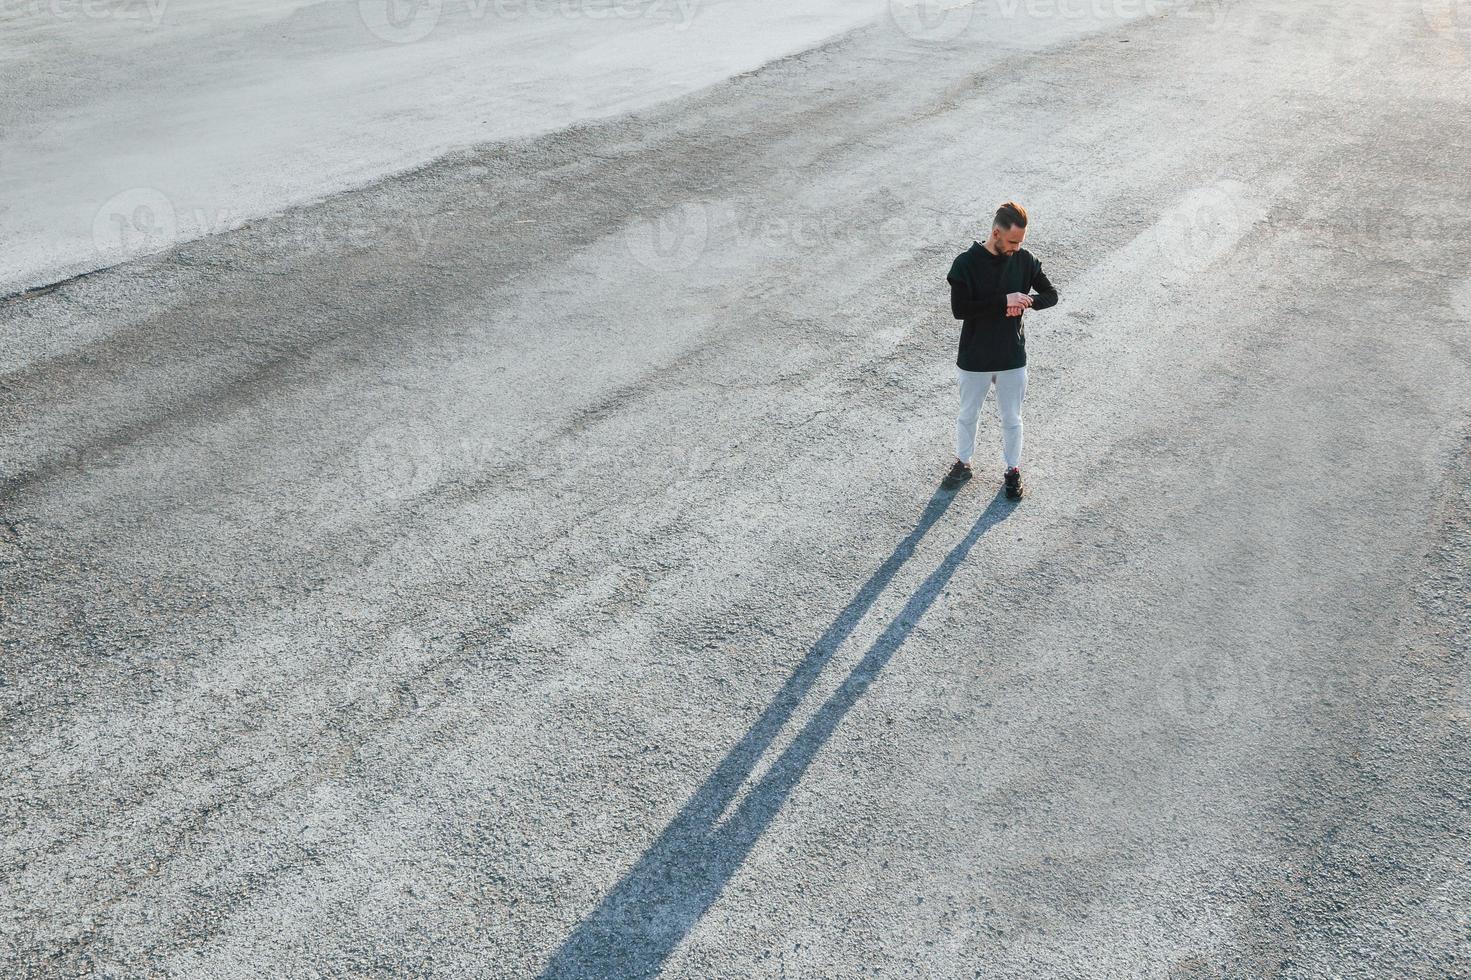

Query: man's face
(990, 223), (1026, 255)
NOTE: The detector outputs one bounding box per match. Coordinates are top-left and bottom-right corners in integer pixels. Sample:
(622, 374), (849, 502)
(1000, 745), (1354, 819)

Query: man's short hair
(993, 201), (1029, 231)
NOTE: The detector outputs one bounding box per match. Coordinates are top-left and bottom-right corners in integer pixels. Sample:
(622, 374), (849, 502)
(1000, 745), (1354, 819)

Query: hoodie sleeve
(946, 254), (1007, 320)
(948, 277), (1008, 320)
(1028, 257), (1059, 311)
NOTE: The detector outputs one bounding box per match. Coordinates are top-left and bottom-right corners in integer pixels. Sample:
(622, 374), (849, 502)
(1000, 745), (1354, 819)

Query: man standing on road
(944, 201), (1059, 499)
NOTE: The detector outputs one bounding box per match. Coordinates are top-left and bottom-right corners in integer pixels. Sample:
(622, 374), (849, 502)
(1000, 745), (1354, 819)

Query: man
(944, 201), (1059, 500)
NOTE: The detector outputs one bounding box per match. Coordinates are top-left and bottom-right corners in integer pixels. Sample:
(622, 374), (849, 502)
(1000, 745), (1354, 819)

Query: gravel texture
(3, 0), (1470, 977)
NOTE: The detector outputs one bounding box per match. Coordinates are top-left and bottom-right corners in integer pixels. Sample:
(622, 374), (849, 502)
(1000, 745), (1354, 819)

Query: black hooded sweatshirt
(946, 241), (1059, 372)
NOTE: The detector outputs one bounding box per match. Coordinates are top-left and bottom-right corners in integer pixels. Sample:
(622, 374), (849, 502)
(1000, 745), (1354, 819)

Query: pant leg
(993, 365), (1028, 469)
(954, 367), (992, 464)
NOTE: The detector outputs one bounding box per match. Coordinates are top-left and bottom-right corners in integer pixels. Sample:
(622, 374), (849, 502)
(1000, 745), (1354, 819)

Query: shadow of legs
(538, 486), (1013, 978)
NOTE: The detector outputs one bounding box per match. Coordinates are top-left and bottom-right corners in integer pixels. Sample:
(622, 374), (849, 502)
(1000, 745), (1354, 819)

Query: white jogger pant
(955, 365), (1027, 469)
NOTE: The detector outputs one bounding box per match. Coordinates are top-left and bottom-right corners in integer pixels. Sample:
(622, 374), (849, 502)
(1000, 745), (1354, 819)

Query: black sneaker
(944, 459), (973, 486)
(1004, 466), (1024, 500)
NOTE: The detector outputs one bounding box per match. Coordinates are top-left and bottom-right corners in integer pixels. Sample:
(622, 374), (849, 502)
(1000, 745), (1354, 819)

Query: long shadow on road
(539, 483), (1015, 978)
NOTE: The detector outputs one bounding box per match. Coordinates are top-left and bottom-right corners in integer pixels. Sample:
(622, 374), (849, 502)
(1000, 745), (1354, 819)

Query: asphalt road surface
(4, 0), (1471, 977)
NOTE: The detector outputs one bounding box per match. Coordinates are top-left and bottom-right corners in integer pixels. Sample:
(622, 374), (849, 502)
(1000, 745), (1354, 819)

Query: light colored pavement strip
(0, 0), (892, 294)
(3, 0), (1470, 976)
